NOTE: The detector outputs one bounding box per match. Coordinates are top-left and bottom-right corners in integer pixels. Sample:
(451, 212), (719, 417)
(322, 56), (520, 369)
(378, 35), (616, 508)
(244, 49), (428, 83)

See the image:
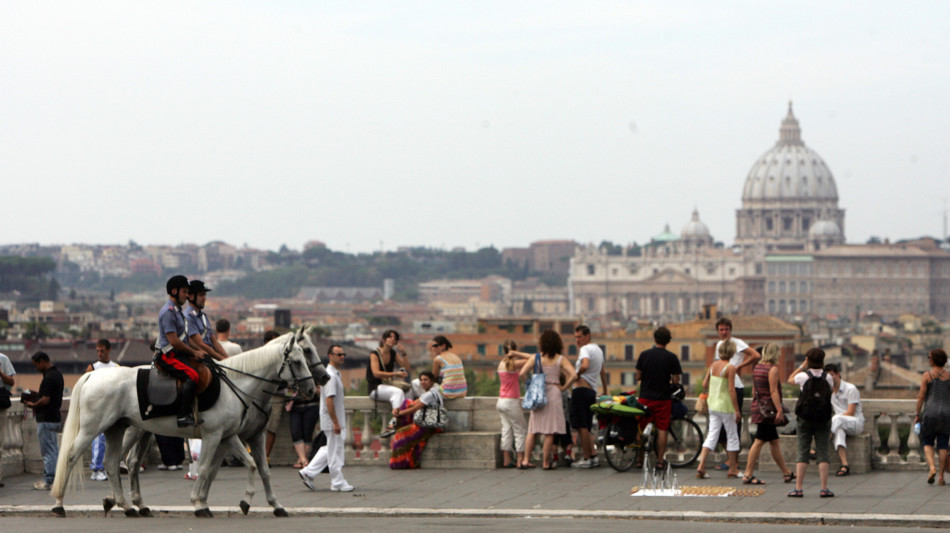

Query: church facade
(570, 104), (950, 323)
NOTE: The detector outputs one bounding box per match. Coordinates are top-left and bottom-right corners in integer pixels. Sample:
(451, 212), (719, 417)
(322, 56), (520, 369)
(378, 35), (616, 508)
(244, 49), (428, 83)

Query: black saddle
(136, 366), (221, 421)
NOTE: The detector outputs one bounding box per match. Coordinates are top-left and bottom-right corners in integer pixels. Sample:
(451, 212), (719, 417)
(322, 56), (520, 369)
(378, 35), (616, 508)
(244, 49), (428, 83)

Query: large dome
(741, 103), (838, 203)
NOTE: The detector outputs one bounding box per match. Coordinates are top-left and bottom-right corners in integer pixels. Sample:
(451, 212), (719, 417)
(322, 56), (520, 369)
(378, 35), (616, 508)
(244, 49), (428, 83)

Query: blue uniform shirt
(157, 300), (187, 351)
(183, 302), (214, 347)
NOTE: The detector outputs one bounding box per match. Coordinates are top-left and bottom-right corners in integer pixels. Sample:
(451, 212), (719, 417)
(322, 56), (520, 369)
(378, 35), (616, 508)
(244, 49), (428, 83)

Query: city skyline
(2, 2), (947, 253)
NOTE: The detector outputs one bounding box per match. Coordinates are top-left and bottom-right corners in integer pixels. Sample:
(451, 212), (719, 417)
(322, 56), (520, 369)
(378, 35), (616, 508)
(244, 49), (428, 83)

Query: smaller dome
(809, 220), (841, 239)
(653, 223), (678, 243)
(681, 208), (712, 240)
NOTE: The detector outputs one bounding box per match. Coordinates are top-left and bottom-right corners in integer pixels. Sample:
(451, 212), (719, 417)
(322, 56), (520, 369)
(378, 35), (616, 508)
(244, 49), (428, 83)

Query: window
(621, 372), (637, 386)
(624, 344), (634, 361)
(587, 264), (595, 275)
(568, 344), (577, 356)
(598, 345), (607, 357)
(680, 345), (690, 361)
(560, 323), (575, 334)
(523, 324), (533, 334)
(783, 217), (793, 231)
(768, 281), (775, 293)
(477, 344), (486, 355)
(497, 345), (504, 356)
(802, 218), (811, 232)
(766, 218), (774, 231)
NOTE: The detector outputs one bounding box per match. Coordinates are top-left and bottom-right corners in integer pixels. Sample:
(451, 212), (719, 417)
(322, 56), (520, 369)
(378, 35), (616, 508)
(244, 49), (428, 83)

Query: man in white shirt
(85, 340), (118, 481)
(215, 319), (243, 357)
(714, 317), (760, 455)
(825, 363), (864, 476)
(299, 344), (353, 492)
(570, 325), (607, 469)
(0, 350), (15, 488)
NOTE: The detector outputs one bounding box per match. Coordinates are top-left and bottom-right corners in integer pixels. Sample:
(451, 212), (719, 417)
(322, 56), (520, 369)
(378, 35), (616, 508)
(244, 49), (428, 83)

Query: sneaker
(94, 470), (108, 481)
(379, 426), (396, 439)
(91, 471), (98, 480)
(33, 481), (51, 490)
(331, 482), (354, 492)
(119, 461), (129, 474)
(590, 456), (601, 468)
(157, 464), (169, 471)
(299, 471), (316, 491)
(169, 465), (182, 471)
(571, 458), (592, 469)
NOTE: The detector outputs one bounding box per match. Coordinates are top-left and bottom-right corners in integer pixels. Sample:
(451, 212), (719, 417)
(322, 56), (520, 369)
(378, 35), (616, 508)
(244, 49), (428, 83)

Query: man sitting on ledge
(825, 363), (864, 476)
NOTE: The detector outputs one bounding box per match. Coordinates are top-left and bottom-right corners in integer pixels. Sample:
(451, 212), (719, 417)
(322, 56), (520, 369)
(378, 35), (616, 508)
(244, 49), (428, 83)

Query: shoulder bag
(413, 394), (448, 429)
(377, 350), (411, 392)
(521, 353), (548, 411)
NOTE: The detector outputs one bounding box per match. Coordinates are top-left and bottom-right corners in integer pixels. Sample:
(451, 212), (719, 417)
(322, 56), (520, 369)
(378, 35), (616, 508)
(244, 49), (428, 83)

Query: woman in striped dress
(431, 335), (467, 399)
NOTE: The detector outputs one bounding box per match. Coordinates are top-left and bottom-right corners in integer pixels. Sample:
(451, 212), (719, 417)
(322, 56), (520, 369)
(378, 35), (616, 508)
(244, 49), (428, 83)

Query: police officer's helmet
(166, 275), (189, 295)
(189, 280), (211, 295)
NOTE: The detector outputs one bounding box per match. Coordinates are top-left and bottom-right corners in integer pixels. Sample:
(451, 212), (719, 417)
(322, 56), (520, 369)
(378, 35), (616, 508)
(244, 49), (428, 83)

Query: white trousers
(301, 429), (346, 489)
(831, 414), (864, 449)
(703, 410), (740, 452)
(370, 384), (406, 410)
(496, 398), (528, 452)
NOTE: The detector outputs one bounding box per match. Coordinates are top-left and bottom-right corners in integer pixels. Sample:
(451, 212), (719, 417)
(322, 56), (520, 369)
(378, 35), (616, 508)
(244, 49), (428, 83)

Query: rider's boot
(177, 379), (198, 427)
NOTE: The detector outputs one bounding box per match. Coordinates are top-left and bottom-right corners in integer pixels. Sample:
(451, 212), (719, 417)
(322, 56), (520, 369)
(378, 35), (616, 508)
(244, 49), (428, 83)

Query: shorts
(921, 432), (950, 451)
(796, 417), (831, 463)
(637, 398), (672, 432)
(754, 422), (780, 442)
(570, 387), (597, 430)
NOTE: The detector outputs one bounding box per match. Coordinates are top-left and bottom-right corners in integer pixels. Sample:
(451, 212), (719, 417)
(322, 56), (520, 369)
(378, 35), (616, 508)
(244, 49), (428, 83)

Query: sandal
(292, 460), (307, 469)
(783, 472), (796, 483)
(742, 475), (766, 485)
(836, 465), (850, 477)
(928, 469), (937, 484)
(696, 470), (711, 479)
(654, 460), (668, 471)
(787, 489), (803, 498)
(819, 488), (835, 498)
(518, 463), (537, 470)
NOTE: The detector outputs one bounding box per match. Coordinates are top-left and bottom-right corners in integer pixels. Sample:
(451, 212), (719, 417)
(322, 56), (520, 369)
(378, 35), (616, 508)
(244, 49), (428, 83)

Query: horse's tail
(51, 372), (90, 499)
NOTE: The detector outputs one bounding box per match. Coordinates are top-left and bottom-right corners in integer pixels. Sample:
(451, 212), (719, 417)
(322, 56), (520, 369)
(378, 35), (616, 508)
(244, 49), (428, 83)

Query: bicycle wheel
(664, 417), (703, 468)
(603, 423), (639, 472)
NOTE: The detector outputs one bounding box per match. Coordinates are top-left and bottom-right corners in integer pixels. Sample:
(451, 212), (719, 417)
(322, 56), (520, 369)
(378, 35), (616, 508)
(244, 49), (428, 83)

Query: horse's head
(279, 336), (317, 401)
(297, 325), (331, 387)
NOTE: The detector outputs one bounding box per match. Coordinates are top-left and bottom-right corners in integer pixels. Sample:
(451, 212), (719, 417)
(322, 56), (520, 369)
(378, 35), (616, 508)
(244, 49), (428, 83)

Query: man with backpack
(787, 348), (835, 498)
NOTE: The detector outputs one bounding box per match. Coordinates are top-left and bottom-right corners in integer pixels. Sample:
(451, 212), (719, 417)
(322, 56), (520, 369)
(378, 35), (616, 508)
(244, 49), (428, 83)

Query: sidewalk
(1, 465), (948, 528)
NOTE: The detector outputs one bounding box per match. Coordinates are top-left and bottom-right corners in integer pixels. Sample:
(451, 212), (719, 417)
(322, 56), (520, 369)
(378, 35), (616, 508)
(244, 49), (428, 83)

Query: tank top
(707, 364), (735, 413)
(923, 370), (950, 435)
(437, 355), (467, 399)
(365, 348), (396, 394)
(750, 363), (773, 423)
(498, 370), (520, 399)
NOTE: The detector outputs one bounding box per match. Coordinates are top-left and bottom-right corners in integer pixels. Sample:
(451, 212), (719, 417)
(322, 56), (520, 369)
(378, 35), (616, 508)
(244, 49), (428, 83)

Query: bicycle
(594, 397), (703, 472)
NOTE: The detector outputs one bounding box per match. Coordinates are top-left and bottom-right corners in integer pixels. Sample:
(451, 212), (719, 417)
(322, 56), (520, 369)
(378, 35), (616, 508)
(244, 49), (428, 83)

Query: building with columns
(570, 103), (950, 323)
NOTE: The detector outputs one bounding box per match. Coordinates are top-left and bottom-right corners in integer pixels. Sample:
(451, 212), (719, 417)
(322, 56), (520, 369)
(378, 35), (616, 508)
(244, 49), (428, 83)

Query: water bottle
(914, 422), (921, 435)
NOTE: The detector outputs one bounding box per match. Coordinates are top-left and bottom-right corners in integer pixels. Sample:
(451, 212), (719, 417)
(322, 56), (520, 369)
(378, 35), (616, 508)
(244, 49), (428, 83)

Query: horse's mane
(219, 341), (284, 374)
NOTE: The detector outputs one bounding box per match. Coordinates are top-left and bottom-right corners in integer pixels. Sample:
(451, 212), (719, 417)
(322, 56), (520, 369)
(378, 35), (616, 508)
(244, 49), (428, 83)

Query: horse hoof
(103, 498), (115, 513)
(273, 507), (289, 517)
(51, 506), (66, 517)
(138, 507), (152, 517)
(125, 508), (140, 517)
(195, 508), (213, 518)
(239, 500), (250, 515)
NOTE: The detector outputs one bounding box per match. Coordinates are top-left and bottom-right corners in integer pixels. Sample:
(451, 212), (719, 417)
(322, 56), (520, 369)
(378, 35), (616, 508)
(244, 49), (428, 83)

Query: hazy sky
(2, 2), (947, 253)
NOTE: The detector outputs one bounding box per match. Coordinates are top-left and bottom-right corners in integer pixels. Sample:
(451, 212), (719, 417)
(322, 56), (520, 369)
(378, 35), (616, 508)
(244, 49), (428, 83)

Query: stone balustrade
(0, 396), (931, 474)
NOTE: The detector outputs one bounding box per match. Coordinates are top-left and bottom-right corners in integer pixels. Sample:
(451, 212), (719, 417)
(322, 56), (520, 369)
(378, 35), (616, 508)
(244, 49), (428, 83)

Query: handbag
(413, 395), (448, 429)
(521, 353), (548, 411)
(0, 387), (10, 410)
(756, 395), (790, 427)
(695, 393), (708, 416)
(376, 350), (411, 392)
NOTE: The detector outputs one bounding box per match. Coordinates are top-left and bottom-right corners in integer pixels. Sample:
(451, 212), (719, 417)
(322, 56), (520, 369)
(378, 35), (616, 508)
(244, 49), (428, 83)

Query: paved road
(1, 464), (947, 528)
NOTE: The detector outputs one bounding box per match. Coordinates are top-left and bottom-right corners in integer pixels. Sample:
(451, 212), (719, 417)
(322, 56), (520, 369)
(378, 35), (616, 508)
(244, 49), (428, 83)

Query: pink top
(498, 370), (521, 399)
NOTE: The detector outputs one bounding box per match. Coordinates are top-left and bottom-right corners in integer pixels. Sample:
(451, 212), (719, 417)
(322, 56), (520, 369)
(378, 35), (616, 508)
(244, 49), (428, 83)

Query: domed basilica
(570, 104), (950, 323)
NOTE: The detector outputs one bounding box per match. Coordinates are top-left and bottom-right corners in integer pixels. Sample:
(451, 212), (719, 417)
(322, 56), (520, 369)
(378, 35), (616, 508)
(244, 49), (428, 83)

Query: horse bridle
(207, 340), (316, 421)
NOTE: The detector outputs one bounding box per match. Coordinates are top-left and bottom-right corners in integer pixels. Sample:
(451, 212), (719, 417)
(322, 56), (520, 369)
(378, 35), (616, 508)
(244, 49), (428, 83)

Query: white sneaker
(590, 456), (601, 468)
(169, 465), (182, 471)
(157, 464), (169, 471)
(33, 481), (51, 490)
(299, 471), (316, 491)
(94, 470), (108, 481)
(571, 458), (592, 469)
(331, 483), (354, 492)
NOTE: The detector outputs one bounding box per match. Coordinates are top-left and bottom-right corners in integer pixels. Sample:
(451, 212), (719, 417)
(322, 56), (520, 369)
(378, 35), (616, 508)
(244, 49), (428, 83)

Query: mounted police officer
(156, 275), (207, 427)
(184, 280), (230, 362)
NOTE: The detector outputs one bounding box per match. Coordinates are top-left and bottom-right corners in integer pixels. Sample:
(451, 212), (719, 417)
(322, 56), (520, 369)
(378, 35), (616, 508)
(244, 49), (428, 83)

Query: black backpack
(795, 370), (833, 422)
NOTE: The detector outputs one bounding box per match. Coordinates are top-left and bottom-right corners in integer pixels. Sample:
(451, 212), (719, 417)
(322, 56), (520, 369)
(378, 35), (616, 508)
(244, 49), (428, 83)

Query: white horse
(122, 325), (331, 517)
(51, 336), (316, 518)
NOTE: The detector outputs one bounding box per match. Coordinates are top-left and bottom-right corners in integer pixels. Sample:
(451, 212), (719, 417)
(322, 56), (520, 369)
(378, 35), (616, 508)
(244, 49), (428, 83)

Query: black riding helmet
(166, 275), (189, 294)
(189, 279), (211, 295)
